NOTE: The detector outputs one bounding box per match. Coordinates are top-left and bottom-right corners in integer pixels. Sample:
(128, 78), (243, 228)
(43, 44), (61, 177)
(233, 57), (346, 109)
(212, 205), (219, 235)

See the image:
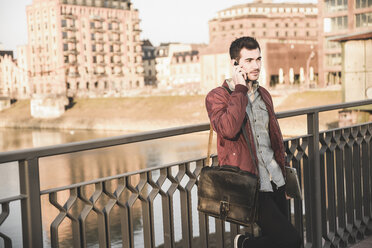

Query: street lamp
(306, 51), (315, 88)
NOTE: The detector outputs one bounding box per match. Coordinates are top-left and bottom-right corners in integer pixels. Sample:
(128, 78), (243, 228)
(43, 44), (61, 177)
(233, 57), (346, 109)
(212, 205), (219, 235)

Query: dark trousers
(243, 184), (302, 248)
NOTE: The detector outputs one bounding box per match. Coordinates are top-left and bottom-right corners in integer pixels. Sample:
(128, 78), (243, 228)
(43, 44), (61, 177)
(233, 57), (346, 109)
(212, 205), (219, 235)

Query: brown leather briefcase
(197, 165), (259, 226)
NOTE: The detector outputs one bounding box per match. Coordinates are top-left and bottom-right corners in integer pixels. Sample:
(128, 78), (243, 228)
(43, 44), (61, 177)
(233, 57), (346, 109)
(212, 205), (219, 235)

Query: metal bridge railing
(1, 99), (372, 248)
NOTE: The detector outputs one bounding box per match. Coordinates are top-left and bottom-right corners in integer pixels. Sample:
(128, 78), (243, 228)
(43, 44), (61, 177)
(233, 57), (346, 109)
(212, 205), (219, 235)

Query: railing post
(19, 158), (43, 248)
(307, 112), (322, 248)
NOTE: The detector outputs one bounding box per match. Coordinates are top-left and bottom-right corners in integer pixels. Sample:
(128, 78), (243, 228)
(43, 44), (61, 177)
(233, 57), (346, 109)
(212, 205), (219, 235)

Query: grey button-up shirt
(246, 82), (285, 192)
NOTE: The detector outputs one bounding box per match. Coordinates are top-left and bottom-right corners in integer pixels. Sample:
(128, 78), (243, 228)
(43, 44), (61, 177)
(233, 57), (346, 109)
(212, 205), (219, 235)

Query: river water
(0, 127), (216, 247)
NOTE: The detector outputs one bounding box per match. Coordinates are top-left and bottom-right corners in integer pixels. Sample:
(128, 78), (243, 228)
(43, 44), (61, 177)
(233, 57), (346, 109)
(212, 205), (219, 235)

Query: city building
(317, 0), (372, 87)
(142, 40), (156, 86)
(16, 45), (31, 99)
(170, 50), (201, 93)
(0, 46), (30, 99)
(154, 43), (193, 88)
(169, 44), (207, 93)
(26, 0), (144, 98)
(331, 31), (372, 102)
(201, 0), (318, 93)
(332, 31), (372, 127)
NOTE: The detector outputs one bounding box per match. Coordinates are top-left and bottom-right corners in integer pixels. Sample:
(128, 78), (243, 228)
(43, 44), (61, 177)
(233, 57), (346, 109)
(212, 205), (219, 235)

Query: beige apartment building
(0, 46), (30, 99)
(170, 50), (201, 91)
(154, 43), (193, 88)
(26, 0), (143, 98)
(317, 0), (372, 86)
(201, 0), (319, 92)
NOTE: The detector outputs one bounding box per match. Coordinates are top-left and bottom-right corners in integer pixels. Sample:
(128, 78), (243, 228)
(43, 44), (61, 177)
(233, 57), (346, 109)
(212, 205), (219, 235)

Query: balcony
(90, 27), (105, 33)
(92, 39), (105, 45)
(64, 36), (77, 43)
(63, 49), (77, 55)
(61, 26), (77, 32)
(61, 13), (77, 19)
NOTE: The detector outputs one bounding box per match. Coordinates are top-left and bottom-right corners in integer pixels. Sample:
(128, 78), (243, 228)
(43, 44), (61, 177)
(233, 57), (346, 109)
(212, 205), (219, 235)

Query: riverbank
(0, 89), (342, 136)
(0, 95), (209, 132)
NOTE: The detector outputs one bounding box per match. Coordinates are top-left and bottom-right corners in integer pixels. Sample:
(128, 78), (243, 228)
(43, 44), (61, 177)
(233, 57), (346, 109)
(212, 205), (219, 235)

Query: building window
(252, 23), (255, 28)
(324, 16), (348, 32)
(91, 33), (95, 40)
(93, 56), (97, 63)
(263, 23), (266, 28)
(62, 32), (67, 39)
(294, 31), (297, 37)
(231, 24), (234, 29)
(325, 40), (341, 49)
(306, 31), (309, 36)
(275, 23), (279, 27)
(240, 24), (243, 28)
(276, 31), (279, 37)
(356, 0), (372, 8)
(61, 20), (67, 27)
(285, 23), (288, 27)
(108, 23), (112, 30)
(90, 22), (94, 28)
(326, 53), (341, 67)
(63, 43), (68, 51)
(92, 45), (96, 52)
(355, 12), (372, 28)
(324, 0), (348, 12)
(263, 31), (266, 36)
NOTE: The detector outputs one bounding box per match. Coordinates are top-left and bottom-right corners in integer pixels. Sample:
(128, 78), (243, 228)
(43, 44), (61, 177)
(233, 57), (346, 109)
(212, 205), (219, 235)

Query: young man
(205, 36), (302, 248)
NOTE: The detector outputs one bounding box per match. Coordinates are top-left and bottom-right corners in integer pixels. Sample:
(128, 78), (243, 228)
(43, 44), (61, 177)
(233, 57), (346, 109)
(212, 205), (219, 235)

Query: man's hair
(229, 36), (261, 61)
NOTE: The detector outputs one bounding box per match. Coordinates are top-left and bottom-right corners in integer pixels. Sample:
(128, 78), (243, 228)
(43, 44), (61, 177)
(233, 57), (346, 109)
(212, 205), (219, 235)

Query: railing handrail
(275, 99), (372, 118)
(1, 99), (371, 163)
(0, 123), (210, 163)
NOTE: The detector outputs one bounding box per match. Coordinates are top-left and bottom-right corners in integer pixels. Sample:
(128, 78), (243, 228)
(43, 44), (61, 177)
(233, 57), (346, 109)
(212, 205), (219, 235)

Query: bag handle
(206, 123), (214, 166)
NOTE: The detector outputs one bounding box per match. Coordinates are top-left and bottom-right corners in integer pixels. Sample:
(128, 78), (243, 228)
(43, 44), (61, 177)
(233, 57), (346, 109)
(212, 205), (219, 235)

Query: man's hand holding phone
(232, 61), (248, 87)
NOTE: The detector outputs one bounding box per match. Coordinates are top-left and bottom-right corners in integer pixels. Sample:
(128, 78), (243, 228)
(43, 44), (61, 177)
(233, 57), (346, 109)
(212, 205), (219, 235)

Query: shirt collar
(226, 79), (260, 92)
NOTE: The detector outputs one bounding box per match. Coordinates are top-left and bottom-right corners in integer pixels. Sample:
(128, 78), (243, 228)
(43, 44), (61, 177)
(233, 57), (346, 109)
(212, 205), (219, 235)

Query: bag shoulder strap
(206, 123), (213, 166)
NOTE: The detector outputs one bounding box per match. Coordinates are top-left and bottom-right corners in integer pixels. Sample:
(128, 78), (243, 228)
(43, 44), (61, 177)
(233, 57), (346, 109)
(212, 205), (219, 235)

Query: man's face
(237, 48), (262, 81)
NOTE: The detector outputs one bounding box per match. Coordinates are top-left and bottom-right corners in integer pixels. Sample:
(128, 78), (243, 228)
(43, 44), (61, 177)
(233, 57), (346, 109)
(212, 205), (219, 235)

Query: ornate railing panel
(319, 124), (372, 248)
(1, 99), (372, 248)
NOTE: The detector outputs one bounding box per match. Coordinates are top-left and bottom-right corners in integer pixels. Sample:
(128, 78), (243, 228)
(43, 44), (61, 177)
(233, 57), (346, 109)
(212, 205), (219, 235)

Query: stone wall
(30, 97), (68, 118)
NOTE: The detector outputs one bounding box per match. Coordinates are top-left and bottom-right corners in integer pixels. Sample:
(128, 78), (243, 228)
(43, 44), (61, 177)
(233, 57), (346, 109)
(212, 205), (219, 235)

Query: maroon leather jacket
(205, 81), (286, 177)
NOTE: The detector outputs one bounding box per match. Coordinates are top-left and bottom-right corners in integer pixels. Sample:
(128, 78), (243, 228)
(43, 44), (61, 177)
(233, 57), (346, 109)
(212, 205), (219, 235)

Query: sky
(0, 0), (317, 56)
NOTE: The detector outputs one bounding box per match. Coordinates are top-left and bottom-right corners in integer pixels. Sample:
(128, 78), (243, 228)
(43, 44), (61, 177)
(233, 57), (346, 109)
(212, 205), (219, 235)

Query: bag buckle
(220, 201), (230, 219)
